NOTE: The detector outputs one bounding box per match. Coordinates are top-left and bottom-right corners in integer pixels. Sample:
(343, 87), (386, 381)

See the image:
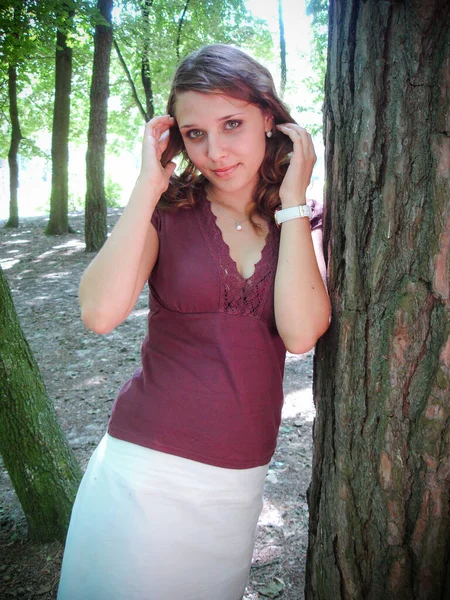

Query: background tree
(277, 0), (286, 98)
(6, 63), (21, 229)
(0, 1), (50, 228)
(85, 0), (113, 252)
(0, 266), (82, 542)
(140, 0), (154, 120)
(46, 2), (75, 235)
(306, 1), (450, 598)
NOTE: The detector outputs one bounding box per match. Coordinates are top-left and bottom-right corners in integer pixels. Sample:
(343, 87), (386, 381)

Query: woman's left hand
(276, 123), (317, 206)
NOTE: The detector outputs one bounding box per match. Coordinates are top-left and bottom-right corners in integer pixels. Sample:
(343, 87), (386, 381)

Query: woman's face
(174, 91), (271, 200)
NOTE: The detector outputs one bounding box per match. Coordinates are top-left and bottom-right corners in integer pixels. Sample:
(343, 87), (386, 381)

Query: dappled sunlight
(2, 238), (31, 245)
(52, 239), (85, 251)
(27, 296), (51, 303)
(259, 500), (284, 528)
(33, 240), (85, 263)
(83, 375), (108, 387)
(128, 308), (149, 320)
(40, 271), (70, 280)
(0, 258), (21, 270)
(35, 248), (57, 261)
(282, 386), (315, 422)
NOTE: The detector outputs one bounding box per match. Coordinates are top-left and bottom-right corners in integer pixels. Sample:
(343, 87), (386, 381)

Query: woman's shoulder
(151, 191), (204, 231)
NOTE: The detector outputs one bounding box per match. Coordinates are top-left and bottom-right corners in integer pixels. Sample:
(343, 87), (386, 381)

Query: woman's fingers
(139, 115), (176, 188)
(145, 115), (175, 143)
(276, 123), (317, 199)
(276, 123), (316, 161)
(143, 115), (175, 162)
(159, 129), (171, 154)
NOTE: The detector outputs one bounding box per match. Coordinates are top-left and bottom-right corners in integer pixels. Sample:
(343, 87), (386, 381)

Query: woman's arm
(273, 123), (331, 353)
(274, 211), (330, 354)
(79, 116), (176, 334)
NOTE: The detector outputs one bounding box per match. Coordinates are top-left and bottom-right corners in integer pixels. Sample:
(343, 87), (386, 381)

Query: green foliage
(1, 0), (273, 162)
(297, 0), (329, 135)
(105, 173), (122, 207)
(0, 0), (274, 220)
(110, 0), (273, 142)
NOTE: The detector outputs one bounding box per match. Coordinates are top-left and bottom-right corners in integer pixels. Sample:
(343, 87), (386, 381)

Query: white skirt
(57, 432), (269, 600)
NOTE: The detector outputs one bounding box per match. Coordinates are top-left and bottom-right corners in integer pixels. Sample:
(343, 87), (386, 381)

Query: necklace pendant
(236, 223), (243, 231)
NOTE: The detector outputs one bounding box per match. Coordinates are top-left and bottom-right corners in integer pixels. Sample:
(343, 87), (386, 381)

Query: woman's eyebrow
(179, 113), (246, 130)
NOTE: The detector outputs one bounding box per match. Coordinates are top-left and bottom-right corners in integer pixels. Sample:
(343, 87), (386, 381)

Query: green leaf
(258, 577), (286, 598)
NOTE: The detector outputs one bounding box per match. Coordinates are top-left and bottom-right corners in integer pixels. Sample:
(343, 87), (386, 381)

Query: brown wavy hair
(160, 44), (296, 229)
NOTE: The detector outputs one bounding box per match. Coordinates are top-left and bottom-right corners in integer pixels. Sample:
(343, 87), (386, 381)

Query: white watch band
(274, 204), (312, 225)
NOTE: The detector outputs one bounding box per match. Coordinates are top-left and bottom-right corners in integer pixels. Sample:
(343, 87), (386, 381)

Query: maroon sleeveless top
(108, 194), (322, 468)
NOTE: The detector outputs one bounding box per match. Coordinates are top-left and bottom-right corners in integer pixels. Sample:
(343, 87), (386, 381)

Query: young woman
(57, 44), (330, 600)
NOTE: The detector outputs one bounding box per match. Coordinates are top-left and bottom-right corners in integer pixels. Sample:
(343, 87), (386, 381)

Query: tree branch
(112, 38), (147, 122)
(176, 0), (192, 61)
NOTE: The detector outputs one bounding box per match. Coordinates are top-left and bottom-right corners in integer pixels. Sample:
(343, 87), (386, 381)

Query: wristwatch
(274, 204), (312, 226)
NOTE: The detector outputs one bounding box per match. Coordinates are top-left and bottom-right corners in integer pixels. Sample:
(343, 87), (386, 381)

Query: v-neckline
(202, 194), (275, 282)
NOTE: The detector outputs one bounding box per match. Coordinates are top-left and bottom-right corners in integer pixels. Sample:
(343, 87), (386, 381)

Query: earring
(266, 130), (273, 138)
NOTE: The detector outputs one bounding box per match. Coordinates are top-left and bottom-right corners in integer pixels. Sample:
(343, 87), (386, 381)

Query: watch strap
(275, 204), (312, 225)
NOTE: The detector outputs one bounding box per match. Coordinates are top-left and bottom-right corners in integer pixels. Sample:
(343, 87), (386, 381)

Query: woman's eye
(186, 129), (203, 139)
(225, 120), (241, 131)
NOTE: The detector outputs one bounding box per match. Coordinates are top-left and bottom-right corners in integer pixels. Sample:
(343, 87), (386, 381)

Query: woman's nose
(206, 134), (227, 162)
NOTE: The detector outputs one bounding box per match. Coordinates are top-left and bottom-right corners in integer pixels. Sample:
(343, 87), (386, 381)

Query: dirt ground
(0, 210), (316, 600)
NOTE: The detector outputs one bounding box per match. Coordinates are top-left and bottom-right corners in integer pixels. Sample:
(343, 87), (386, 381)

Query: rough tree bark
(6, 64), (21, 229)
(0, 268), (82, 542)
(85, 0), (113, 252)
(46, 9), (73, 236)
(305, 1), (450, 599)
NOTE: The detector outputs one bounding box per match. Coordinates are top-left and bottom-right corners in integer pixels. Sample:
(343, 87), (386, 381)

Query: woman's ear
(264, 113), (274, 134)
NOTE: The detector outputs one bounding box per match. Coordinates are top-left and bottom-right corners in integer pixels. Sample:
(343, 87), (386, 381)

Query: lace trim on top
(195, 195), (279, 318)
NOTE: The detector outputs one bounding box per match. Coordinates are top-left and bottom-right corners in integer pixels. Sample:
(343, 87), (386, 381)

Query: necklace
(207, 192), (249, 231)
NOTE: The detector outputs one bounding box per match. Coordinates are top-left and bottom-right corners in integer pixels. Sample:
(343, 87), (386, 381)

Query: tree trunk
(46, 19), (73, 236)
(141, 0), (154, 120)
(0, 268), (82, 542)
(278, 0), (286, 98)
(6, 64), (21, 229)
(85, 0), (113, 252)
(305, 1), (450, 599)
(176, 0), (191, 61)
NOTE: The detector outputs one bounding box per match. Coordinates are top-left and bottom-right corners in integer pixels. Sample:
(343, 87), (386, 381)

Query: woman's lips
(212, 164), (239, 178)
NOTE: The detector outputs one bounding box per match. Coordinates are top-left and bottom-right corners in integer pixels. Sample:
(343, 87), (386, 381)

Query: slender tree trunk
(6, 64), (21, 229)
(141, 0), (154, 120)
(113, 38), (147, 121)
(0, 267), (82, 542)
(176, 0), (191, 61)
(85, 0), (113, 252)
(305, 1), (450, 599)
(278, 0), (286, 98)
(46, 15), (73, 236)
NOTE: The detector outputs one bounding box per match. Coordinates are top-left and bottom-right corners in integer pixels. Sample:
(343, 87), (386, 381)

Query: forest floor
(0, 210), (316, 600)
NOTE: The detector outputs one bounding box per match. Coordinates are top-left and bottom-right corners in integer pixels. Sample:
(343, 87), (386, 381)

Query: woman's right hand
(139, 115), (177, 195)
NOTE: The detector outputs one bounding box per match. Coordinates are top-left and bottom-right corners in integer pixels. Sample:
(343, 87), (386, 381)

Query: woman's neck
(206, 186), (254, 218)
